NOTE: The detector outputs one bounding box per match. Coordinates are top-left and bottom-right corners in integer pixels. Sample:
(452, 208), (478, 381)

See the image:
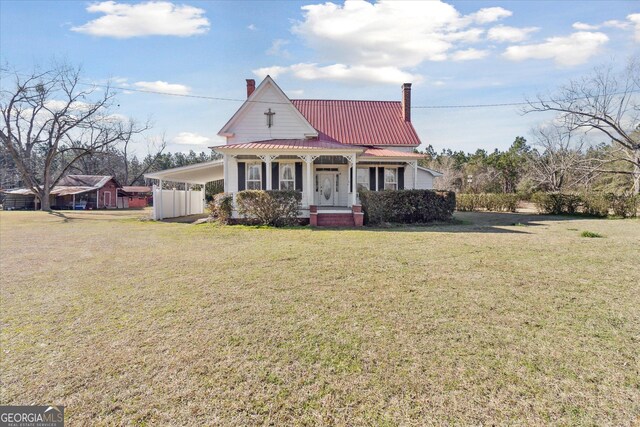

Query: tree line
(420, 133), (635, 196)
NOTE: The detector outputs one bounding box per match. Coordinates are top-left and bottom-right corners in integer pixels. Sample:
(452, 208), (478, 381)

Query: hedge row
(456, 193), (520, 212)
(359, 189), (456, 225)
(531, 192), (638, 218)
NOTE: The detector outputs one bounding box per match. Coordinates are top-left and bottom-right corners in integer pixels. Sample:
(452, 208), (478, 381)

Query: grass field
(1, 209), (639, 425)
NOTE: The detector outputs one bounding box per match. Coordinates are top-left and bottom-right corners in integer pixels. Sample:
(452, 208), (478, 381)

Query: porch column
(158, 179), (163, 220)
(202, 182), (206, 213)
(258, 155), (276, 191)
(299, 154), (318, 207)
(351, 154), (357, 206)
(223, 154), (229, 193)
(412, 160), (418, 189)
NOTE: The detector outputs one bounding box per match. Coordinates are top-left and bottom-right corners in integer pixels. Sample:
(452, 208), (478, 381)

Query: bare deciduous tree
(528, 125), (592, 192)
(525, 57), (640, 194)
(0, 63), (147, 210)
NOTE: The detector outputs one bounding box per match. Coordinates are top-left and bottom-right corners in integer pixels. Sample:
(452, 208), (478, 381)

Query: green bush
(581, 193), (609, 218)
(532, 192), (638, 218)
(455, 193), (519, 212)
(359, 189), (455, 225)
(235, 190), (301, 226)
(208, 193), (233, 224)
(532, 193), (581, 215)
(581, 231), (603, 238)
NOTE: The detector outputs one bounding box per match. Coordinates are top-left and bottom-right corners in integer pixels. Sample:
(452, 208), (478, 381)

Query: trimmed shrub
(208, 193), (233, 224)
(581, 193), (609, 218)
(235, 190), (301, 226)
(532, 192), (638, 218)
(456, 193), (519, 212)
(359, 189), (455, 225)
(531, 193), (581, 215)
(456, 194), (479, 212)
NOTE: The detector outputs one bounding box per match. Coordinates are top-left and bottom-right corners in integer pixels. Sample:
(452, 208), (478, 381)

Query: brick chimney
(402, 83), (411, 122)
(401, 83), (411, 122)
(246, 79), (256, 98)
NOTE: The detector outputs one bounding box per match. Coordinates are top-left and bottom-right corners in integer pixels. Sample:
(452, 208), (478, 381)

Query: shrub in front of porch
(235, 190), (302, 226)
(208, 193), (233, 224)
(359, 189), (456, 225)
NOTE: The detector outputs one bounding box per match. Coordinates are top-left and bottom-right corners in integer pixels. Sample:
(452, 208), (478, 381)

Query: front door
(317, 173), (335, 206)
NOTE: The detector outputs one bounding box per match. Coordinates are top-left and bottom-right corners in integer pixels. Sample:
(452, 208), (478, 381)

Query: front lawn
(1, 210), (638, 425)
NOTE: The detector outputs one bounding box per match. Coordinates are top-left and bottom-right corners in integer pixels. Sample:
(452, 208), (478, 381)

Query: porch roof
(212, 138), (362, 152)
(144, 159), (224, 185)
(361, 148), (425, 159)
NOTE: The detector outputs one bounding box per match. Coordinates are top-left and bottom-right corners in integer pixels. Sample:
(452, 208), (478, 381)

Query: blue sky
(1, 0), (638, 155)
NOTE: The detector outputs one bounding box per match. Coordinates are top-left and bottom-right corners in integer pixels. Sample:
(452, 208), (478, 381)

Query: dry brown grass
(1, 209), (639, 425)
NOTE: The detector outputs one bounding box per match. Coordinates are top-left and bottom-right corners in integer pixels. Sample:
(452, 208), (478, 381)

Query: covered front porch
(216, 140), (424, 218)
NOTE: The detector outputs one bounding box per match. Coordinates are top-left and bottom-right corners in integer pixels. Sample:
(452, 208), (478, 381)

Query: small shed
(121, 186), (153, 208)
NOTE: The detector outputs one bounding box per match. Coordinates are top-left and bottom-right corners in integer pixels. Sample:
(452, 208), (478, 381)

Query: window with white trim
(247, 163), (262, 190)
(384, 168), (397, 190)
(356, 168), (369, 191)
(280, 163), (295, 190)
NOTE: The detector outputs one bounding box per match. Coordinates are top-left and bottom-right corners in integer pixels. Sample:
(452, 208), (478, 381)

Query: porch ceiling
(144, 160), (224, 185)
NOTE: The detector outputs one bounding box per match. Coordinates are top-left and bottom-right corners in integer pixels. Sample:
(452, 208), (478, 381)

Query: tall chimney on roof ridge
(246, 79), (256, 98)
(402, 83), (411, 122)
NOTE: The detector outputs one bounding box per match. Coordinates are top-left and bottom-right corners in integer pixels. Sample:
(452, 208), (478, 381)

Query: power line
(33, 80), (640, 110)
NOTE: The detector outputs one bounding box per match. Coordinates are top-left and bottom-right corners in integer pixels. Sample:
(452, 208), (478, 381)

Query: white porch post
(413, 160), (418, 189)
(223, 154), (229, 193)
(202, 182), (206, 213)
(158, 179), (163, 220)
(306, 155), (314, 207)
(266, 156), (272, 190)
(351, 154), (357, 206)
(259, 155), (276, 190)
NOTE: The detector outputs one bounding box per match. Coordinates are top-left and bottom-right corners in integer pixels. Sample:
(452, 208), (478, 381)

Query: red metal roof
(215, 139), (361, 151)
(291, 100), (422, 147)
(361, 148), (425, 158)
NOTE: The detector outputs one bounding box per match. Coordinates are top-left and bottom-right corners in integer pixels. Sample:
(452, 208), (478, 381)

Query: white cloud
(602, 19), (629, 29)
(503, 31), (609, 67)
(451, 48), (490, 61)
(111, 76), (129, 86)
(267, 39), (291, 57)
(629, 13), (640, 42)
(247, 24), (257, 31)
(487, 25), (539, 43)
(469, 7), (512, 24)
(573, 19), (630, 31)
(572, 22), (600, 31)
(252, 66), (289, 79)
(172, 132), (210, 146)
(133, 81), (191, 95)
(292, 0), (510, 68)
(253, 63), (422, 85)
(288, 89), (305, 97)
(71, 1), (210, 38)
